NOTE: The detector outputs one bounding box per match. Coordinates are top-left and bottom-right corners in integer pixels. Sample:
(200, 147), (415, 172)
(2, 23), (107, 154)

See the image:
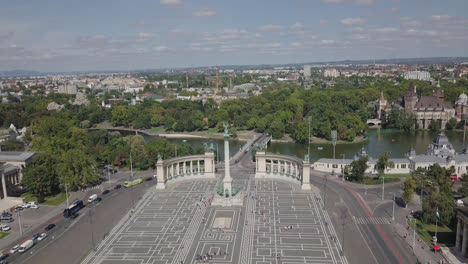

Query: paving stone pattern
(83, 176), (347, 264)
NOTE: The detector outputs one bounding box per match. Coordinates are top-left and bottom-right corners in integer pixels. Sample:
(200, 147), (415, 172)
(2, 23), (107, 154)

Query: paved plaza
(82, 175), (347, 264)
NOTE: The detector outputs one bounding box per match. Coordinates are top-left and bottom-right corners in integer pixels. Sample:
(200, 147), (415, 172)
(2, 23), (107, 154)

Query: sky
(1, 0), (468, 72)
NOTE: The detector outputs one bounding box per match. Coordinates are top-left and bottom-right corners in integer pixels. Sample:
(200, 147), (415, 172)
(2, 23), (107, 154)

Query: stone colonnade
(155, 152), (216, 189)
(0, 166), (20, 199)
(255, 151), (311, 190)
(456, 212), (468, 257)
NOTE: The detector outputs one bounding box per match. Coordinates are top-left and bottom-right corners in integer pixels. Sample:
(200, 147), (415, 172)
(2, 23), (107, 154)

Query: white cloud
(192, 8), (216, 18)
(168, 28), (192, 36)
(431, 15), (451, 21)
(399, 17), (422, 27)
(257, 24), (284, 31)
(160, 0), (181, 8)
(154, 46), (169, 52)
(341, 17), (366, 25)
(375, 27), (399, 33)
(291, 22), (303, 30)
(319, 19), (329, 25)
(291, 42), (302, 47)
(324, 0), (345, 3)
(320, 39), (336, 45)
(354, 0), (374, 5)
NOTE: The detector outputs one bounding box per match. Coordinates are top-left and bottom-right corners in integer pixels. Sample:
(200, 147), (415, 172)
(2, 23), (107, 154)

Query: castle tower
(404, 81), (418, 112)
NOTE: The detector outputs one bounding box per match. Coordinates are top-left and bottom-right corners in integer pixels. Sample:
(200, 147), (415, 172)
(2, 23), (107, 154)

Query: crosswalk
(353, 216), (391, 225)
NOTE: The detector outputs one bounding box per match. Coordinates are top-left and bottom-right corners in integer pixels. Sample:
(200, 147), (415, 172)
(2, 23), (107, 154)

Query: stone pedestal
(156, 159), (165, 190)
(255, 151), (266, 178)
(212, 192), (244, 207)
(302, 160), (311, 190)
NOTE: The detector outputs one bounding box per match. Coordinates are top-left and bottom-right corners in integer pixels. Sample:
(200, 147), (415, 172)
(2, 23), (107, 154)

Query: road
(5, 179), (156, 264)
(310, 171), (417, 264)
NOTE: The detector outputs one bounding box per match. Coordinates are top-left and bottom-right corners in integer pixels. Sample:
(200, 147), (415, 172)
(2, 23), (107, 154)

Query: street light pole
(331, 130), (337, 160)
(412, 218), (417, 249)
(308, 116), (312, 162)
(392, 192), (395, 221)
(464, 118), (467, 145)
(108, 165), (111, 187)
(17, 210), (22, 236)
(382, 176), (385, 200)
(341, 154), (345, 181)
(65, 183), (69, 209)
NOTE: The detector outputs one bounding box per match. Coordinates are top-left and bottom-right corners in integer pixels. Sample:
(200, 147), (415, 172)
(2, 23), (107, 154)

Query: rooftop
(0, 152), (36, 162)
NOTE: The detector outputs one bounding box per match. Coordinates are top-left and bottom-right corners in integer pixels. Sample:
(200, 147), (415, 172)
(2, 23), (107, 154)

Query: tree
(268, 120), (285, 139)
(446, 117), (458, 130)
(22, 153), (60, 202)
(429, 120), (441, 132)
(349, 156), (368, 182)
(402, 177), (416, 206)
(457, 182), (468, 199)
(375, 152), (394, 179)
(58, 149), (99, 189)
(422, 192), (455, 225)
(111, 105), (129, 127)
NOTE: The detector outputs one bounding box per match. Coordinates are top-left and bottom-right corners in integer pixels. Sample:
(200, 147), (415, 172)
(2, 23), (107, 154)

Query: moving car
(45, 223), (55, 231)
(63, 200), (84, 218)
(1, 225), (11, 231)
(70, 213), (79, 220)
(10, 245), (20, 254)
(88, 194), (98, 203)
(102, 190), (110, 195)
(18, 239), (34, 253)
(37, 233), (47, 241)
(114, 184), (122, 190)
(31, 233), (41, 240)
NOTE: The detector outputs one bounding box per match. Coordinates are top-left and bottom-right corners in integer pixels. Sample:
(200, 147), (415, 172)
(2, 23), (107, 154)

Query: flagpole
(435, 207), (439, 245)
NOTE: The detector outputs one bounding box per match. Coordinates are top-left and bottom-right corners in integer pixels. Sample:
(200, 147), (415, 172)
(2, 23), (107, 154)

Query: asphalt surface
(310, 172), (417, 264)
(5, 179), (156, 264)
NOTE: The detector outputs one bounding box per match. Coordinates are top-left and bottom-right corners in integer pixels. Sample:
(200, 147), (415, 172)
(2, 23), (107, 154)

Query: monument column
(223, 122), (233, 197)
(302, 156), (311, 190)
(456, 218), (462, 251)
(255, 151), (266, 178)
(156, 155), (165, 189)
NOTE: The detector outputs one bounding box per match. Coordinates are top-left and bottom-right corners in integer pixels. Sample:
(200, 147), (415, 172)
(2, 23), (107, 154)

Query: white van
(87, 194), (98, 203)
(18, 239), (34, 253)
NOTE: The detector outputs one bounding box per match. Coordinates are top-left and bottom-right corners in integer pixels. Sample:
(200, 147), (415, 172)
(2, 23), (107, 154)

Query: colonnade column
(462, 223), (468, 257)
(1, 172), (7, 199)
(190, 162), (193, 176)
(197, 160), (200, 174)
(183, 162), (187, 176)
(457, 219), (462, 251)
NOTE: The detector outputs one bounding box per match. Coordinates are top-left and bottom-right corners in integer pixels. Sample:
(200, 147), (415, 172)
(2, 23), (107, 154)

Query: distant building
(0, 152), (36, 199)
(403, 71), (431, 81)
(57, 83), (77, 94)
(303, 65), (311, 78)
(384, 82), (455, 129)
(324, 69), (340, 78)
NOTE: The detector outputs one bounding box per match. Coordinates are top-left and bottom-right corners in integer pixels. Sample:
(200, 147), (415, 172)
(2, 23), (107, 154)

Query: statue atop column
(223, 121), (229, 139)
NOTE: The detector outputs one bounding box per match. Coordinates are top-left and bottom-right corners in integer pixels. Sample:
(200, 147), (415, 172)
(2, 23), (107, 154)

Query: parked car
(1, 225), (11, 231)
(29, 204), (39, 209)
(102, 168), (117, 174)
(15, 206), (23, 211)
(145, 177), (153, 181)
(114, 184), (122, 190)
(102, 190), (110, 195)
(10, 245), (20, 254)
(45, 223), (55, 231)
(27, 201), (37, 206)
(31, 233), (40, 240)
(70, 213), (79, 220)
(96, 197), (102, 202)
(37, 233), (47, 241)
(20, 203), (30, 209)
(0, 259), (8, 264)
(88, 194), (98, 203)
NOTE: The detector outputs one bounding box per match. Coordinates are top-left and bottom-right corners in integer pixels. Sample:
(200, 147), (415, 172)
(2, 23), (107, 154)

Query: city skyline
(1, 0), (468, 72)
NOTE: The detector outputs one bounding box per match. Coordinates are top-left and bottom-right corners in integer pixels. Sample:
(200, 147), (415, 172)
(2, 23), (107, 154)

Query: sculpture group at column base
(301, 184), (311, 190)
(156, 182), (166, 190)
(211, 191), (244, 207)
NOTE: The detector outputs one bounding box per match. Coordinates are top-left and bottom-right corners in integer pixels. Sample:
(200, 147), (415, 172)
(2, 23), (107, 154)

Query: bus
(63, 200), (84, 218)
(124, 178), (142, 188)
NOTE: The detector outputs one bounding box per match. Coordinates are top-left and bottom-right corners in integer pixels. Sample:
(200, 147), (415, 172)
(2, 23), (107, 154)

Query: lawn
(0, 232), (9, 239)
(148, 126), (165, 133)
(21, 192), (70, 206)
(383, 173), (410, 178)
(358, 177), (401, 185)
(409, 218), (455, 247)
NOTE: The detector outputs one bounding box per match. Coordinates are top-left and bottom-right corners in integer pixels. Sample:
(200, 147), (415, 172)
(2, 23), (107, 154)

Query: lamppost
(323, 173), (328, 210)
(341, 154), (345, 181)
(129, 152), (135, 209)
(308, 116), (312, 162)
(65, 183), (69, 209)
(382, 176), (385, 200)
(17, 210), (23, 236)
(464, 118), (467, 145)
(210, 140), (219, 163)
(390, 192), (395, 220)
(331, 130), (337, 160)
(412, 218), (417, 249)
(107, 165), (111, 187)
